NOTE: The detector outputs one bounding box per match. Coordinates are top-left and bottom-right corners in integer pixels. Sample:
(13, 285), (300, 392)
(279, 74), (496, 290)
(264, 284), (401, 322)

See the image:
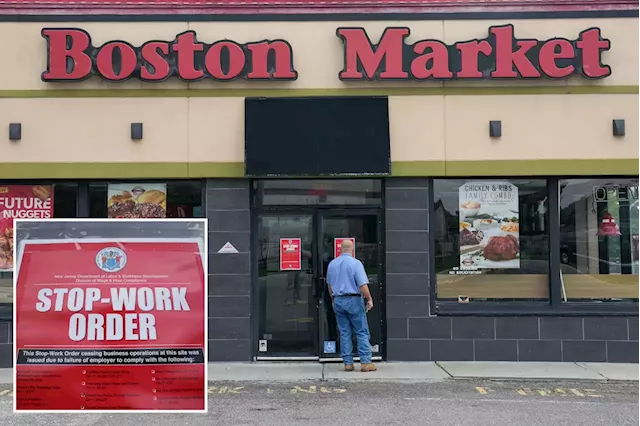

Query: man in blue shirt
(326, 239), (376, 372)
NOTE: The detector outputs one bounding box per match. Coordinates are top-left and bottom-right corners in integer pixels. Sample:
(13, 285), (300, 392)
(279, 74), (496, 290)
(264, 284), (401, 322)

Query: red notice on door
(334, 237), (356, 258)
(14, 239), (207, 412)
(280, 238), (301, 271)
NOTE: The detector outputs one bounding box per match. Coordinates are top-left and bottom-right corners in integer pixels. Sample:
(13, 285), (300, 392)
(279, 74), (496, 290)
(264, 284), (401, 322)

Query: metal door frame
(252, 207), (319, 360)
(316, 208), (385, 362)
(251, 206), (385, 361)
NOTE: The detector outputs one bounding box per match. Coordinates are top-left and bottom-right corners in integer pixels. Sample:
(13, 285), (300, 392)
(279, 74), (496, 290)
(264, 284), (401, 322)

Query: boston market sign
(41, 25), (611, 82)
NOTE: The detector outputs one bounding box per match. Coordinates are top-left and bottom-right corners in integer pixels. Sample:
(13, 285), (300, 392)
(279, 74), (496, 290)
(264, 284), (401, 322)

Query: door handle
(314, 277), (327, 300)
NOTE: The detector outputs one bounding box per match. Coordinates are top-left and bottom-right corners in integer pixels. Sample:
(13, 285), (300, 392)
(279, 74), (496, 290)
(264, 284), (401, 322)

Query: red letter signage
(41, 28), (298, 83)
(337, 24), (611, 81)
(337, 27), (409, 80)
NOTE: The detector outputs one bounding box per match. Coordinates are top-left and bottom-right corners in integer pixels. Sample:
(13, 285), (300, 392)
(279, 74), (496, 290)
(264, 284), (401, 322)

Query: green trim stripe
(0, 159), (635, 179)
(0, 85), (636, 98)
(393, 159), (640, 176)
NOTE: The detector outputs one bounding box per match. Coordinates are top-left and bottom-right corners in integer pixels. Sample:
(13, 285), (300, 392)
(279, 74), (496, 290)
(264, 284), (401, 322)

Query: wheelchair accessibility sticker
(324, 341), (336, 353)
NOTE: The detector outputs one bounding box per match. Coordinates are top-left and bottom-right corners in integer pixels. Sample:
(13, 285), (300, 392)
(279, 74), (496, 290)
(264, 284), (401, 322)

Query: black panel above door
(245, 97), (391, 177)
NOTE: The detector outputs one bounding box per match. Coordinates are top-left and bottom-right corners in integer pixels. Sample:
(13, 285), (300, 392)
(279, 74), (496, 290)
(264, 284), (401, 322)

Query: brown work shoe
(344, 364), (354, 372)
(360, 363), (377, 372)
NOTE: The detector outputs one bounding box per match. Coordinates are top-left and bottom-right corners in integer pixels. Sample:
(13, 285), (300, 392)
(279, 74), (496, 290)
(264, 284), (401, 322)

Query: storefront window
(89, 181), (203, 218)
(434, 179), (549, 301)
(0, 183), (78, 305)
(560, 178), (639, 301)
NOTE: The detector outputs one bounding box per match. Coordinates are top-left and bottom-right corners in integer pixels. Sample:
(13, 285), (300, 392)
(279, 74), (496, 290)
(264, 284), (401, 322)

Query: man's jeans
(333, 296), (372, 365)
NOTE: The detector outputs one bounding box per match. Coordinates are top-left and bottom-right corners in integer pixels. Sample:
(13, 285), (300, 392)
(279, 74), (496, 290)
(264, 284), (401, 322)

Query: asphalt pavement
(0, 379), (638, 425)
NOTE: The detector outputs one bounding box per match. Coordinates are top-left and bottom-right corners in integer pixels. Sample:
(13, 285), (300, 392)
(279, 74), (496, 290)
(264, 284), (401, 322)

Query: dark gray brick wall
(398, 315), (638, 362)
(385, 178), (431, 360)
(206, 179), (252, 362)
(0, 321), (10, 368)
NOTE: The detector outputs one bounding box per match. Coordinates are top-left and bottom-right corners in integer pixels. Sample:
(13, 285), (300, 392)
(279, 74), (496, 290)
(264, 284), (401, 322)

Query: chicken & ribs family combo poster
(458, 182), (520, 269)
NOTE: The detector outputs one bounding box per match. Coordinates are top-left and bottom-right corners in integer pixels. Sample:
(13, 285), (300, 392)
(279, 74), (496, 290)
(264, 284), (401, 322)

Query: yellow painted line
(513, 387), (604, 398)
(0, 390), (12, 397)
(291, 385), (317, 393)
(290, 385), (346, 394)
(582, 389), (603, 398)
(208, 386), (245, 394)
(0, 85), (636, 98)
(475, 387), (488, 394)
(569, 389), (585, 397)
(206, 385), (347, 395)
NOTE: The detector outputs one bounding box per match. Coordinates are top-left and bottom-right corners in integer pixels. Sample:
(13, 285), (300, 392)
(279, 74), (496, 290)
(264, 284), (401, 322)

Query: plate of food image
(480, 235), (520, 268)
(460, 201), (481, 219)
(108, 191), (133, 207)
(459, 228), (486, 255)
(473, 217), (499, 232)
(499, 221), (520, 237)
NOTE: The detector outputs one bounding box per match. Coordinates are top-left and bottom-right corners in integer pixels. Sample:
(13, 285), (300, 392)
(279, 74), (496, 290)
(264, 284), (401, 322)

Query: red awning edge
(0, 0), (636, 15)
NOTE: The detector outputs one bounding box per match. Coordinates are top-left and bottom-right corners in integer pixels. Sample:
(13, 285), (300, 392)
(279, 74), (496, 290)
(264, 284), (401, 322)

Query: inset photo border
(12, 218), (208, 414)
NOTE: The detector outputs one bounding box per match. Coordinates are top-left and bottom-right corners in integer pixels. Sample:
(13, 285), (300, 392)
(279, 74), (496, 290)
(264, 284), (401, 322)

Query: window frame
(0, 179), (206, 319)
(251, 178), (384, 207)
(431, 176), (639, 316)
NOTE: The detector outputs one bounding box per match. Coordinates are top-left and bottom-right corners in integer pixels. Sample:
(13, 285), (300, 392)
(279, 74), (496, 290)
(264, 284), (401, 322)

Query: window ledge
(436, 302), (639, 316)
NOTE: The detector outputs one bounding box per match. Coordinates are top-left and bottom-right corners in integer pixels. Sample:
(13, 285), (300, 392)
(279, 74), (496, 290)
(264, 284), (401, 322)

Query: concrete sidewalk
(1, 361), (636, 385)
(216, 361), (638, 382)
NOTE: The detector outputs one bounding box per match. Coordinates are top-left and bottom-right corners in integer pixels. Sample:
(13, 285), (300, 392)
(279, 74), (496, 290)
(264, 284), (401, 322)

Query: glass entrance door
(256, 213), (318, 357)
(318, 211), (383, 360)
(255, 209), (383, 359)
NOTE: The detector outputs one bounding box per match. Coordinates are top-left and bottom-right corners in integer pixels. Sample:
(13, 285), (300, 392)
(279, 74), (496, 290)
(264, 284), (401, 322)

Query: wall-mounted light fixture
(9, 123), (21, 141)
(131, 123), (143, 140)
(612, 119), (625, 137)
(489, 120), (502, 138)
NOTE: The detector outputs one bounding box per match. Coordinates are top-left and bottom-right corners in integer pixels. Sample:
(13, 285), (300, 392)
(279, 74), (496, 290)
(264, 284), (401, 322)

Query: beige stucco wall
(0, 18), (637, 176)
(0, 93), (636, 165)
(389, 94), (639, 163)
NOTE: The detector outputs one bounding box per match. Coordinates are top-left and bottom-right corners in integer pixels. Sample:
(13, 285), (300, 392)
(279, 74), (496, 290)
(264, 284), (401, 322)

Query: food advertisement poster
(459, 182), (520, 269)
(14, 238), (207, 412)
(280, 238), (301, 271)
(334, 237), (356, 258)
(0, 185), (53, 271)
(107, 184), (167, 218)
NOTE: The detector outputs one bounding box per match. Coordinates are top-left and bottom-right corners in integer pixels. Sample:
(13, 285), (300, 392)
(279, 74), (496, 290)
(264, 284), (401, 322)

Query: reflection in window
(0, 183), (78, 305)
(434, 179), (549, 301)
(560, 179), (639, 301)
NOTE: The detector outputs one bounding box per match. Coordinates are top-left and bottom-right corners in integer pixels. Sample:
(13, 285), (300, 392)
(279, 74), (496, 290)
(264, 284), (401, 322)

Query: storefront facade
(0, 0), (638, 367)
